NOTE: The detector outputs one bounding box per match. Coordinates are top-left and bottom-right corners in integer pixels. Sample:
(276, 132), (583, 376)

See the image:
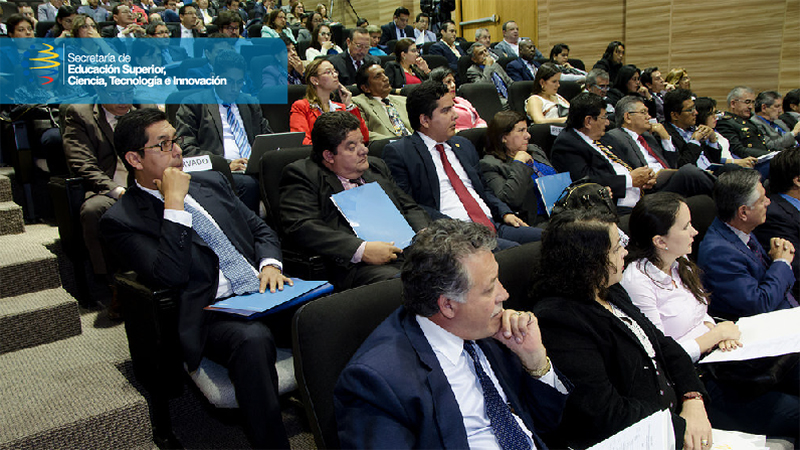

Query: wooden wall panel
(624, 0), (670, 72)
(779, 0), (800, 93)
(332, 0), (416, 28)
(457, 0), (537, 46)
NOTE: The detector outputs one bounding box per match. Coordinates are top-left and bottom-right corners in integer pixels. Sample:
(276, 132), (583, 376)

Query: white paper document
(711, 429), (767, 450)
(587, 409), (674, 450)
(699, 307), (800, 364)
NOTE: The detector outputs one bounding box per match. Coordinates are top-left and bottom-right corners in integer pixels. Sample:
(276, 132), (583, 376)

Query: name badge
(183, 155), (212, 172)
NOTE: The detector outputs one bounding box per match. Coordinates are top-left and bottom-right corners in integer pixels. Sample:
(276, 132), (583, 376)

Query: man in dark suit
(698, 170), (796, 320)
(427, 20), (465, 80)
(604, 95), (713, 197)
(328, 27), (380, 86)
(750, 90), (800, 152)
(170, 4), (208, 57)
(280, 112), (429, 289)
(100, 108), (291, 449)
(465, 43), (512, 109)
(351, 62), (412, 141)
(145, 22), (188, 63)
(62, 98), (153, 308)
(101, 4), (145, 53)
(551, 92), (656, 212)
(379, 6), (414, 46)
(754, 148), (800, 299)
(716, 86), (770, 158)
(175, 51), (270, 212)
(780, 89), (800, 130)
(335, 219), (570, 448)
(506, 39), (540, 82)
(662, 88), (730, 168)
(383, 81), (542, 247)
(160, 0), (180, 22)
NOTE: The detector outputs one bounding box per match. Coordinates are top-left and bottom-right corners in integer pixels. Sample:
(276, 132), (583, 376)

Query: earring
(665, 246), (669, 251)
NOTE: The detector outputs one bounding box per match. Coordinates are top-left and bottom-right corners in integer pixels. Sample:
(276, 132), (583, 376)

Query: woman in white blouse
(622, 192), (799, 441)
(261, 8), (296, 42)
(525, 63), (569, 124)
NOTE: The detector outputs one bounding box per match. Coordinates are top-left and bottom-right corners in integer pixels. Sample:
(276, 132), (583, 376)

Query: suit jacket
(479, 145), (551, 224)
(534, 284), (704, 449)
(506, 57), (538, 82)
(697, 218), (796, 320)
(749, 115), (800, 151)
(327, 51), (380, 86)
(383, 133), (513, 221)
(175, 91), (271, 158)
(427, 41), (465, 75)
(465, 61), (513, 101)
(754, 194), (800, 299)
(161, 7), (180, 22)
(62, 104), (154, 197)
(493, 40), (517, 58)
(351, 94), (412, 141)
(604, 127), (678, 169)
(384, 61), (428, 89)
(379, 21), (415, 45)
(38, 2), (58, 21)
(279, 157), (429, 286)
(551, 128), (628, 200)
(715, 112), (769, 158)
(99, 171), (282, 370)
(779, 112), (799, 130)
(665, 122), (723, 167)
(334, 305), (570, 449)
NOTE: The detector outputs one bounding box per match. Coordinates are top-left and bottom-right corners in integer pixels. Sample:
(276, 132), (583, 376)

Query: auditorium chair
(528, 123), (563, 160)
(456, 127), (487, 156)
(508, 80), (536, 118)
(259, 83), (307, 134)
(557, 80), (583, 102)
(458, 83), (503, 124)
(367, 138), (392, 159)
(421, 54), (448, 71)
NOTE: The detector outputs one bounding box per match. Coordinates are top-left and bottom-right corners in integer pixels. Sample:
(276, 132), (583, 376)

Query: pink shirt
(453, 96), (487, 132)
(621, 258), (714, 362)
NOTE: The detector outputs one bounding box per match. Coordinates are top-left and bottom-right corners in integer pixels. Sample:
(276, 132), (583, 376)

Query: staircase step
(0, 288), (81, 354)
(0, 175), (12, 202)
(0, 231), (61, 299)
(0, 201), (24, 236)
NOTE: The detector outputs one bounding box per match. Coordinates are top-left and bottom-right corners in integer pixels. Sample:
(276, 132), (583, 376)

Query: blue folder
(534, 172), (572, 216)
(204, 279), (333, 318)
(330, 182), (416, 249)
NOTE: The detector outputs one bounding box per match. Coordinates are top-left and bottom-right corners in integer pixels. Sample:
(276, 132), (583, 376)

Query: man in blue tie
(698, 169), (797, 319)
(335, 219), (570, 449)
(100, 108), (291, 449)
(175, 50), (270, 213)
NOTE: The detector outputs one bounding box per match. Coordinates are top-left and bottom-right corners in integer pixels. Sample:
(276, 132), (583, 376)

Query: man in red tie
(383, 81), (542, 248)
(603, 95), (714, 197)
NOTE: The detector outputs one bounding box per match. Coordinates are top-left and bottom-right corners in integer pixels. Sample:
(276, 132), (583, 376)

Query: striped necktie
(594, 140), (632, 171)
(223, 104), (252, 159)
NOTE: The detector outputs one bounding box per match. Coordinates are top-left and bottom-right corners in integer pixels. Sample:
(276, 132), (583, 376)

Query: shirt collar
(416, 315), (465, 367)
(136, 179), (164, 201)
(635, 258), (679, 285)
(780, 193), (800, 212)
(724, 222), (751, 246)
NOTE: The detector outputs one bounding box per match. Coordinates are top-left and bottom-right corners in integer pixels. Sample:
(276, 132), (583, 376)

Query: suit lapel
(412, 133), (442, 208)
(370, 97), (396, 135)
(206, 102), (224, 142)
(622, 131), (647, 167)
(93, 104), (115, 146)
(713, 219), (763, 267)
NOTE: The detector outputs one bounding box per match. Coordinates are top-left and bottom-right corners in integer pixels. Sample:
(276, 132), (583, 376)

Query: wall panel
(779, 0), (800, 93)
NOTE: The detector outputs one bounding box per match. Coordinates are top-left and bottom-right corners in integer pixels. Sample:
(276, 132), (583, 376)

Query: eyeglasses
(222, 25), (239, 32)
(141, 136), (184, 152)
(351, 43), (369, 50)
(734, 99), (755, 105)
(319, 68), (338, 76)
(681, 107), (697, 113)
(596, 85), (610, 91)
(629, 110), (649, 116)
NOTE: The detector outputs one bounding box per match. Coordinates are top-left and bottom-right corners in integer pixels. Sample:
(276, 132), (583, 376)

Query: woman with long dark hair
(525, 62), (569, 124)
(592, 40), (624, 83)
(305, 23), (342, 60)
(605, 64), (653, 111)
(384, 38), (429, 91)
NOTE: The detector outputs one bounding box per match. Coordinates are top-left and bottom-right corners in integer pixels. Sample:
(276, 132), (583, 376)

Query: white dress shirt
(417, 316), (566, 450)
(621, 258), (714, 362)
(621, 127), (675, 171)
(575, 129), (640, 208)
(418, 132), (493, 222)
(138, 181), (281, 299)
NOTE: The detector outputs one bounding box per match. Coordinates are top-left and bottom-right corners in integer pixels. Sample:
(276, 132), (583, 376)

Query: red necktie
(435, 144), (496, 231)
(637, 135), (669, 169)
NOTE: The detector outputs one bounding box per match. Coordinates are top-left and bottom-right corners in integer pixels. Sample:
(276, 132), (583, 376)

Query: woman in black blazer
(385, 38), (429, 94)
(479, 111), (555, 225)
(533, 209), (713, 450)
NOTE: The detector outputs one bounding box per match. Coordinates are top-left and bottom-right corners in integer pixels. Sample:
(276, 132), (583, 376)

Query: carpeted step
(0, 288), (81, 354)
(0, 175), (13, 202)
(0, 230), (61, 299)
(0, 201), (24, 236)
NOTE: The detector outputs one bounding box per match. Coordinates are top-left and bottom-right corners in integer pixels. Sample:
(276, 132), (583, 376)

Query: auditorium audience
(474, 27), (502, 60)
(280, 111), (429, 290)
(525, 62), (569, 124)
(305, 23), (342, 60)
(640, 67), (668, 122)
(584, 68), (615, 116)
(379, 6), (413, 46)
(716, 86), (770, 158)
(534, 208), (712, 450)
(413, 12), (436, 44)
(622, 192), (800, 443)
(754, 148), (800, 299)
(697, 170), (796, 319)
(605, 64), (653, 112)
(663, 89), (726, 169)
(261, 8), (295, 42)
(694, 96), (756, 168)
(749, 91), (800, 151)
(385, 38), (430, 92)
(665, 67), (691, 91)
(781, 89), (800, 129)
(327, 27), (379, 86)
(548, 43), (586, 82)
(480, 110), (556, 224)
(428, 66), (487, 132)
(427, 20), (465, 80)
(592, 40), (625, 83)
(289, 58), (369, 145)
(44, 5), (76, 38)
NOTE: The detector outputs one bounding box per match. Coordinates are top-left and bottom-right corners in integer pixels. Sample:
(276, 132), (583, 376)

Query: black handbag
(551, 178), (618, 217)
(701, 353), (799, 397)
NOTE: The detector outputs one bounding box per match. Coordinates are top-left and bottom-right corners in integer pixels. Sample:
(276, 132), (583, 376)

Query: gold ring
(701, 439), (709, 446)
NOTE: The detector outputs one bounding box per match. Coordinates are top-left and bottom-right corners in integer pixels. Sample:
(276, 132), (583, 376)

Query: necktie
(637, 135), (668, 168)
(593, 140), (632, 171)
(381, 98), (410, 136)
(435, 144), (495, 231)
(161, 48), (174, 64)
(355, 59), (362, 70)
(348, 177), (364, 187)
(491, 72), (508, 99)
(224, 104), (252, 159)
(184, 202), (260, 295)
(464, 341), (530, 450)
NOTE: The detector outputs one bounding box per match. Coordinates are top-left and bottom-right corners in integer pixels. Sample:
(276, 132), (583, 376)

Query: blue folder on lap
(330, 182), (416, 249)
(204, 279), (333, 318)
(534, 172), (572, 216)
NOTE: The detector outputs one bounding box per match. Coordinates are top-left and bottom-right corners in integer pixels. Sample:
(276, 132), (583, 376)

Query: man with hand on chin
(335, 219), (570, 449)
(100, 108), (291, 449)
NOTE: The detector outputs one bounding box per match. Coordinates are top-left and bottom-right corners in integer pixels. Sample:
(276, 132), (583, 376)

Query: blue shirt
(781, 194), (800, 213)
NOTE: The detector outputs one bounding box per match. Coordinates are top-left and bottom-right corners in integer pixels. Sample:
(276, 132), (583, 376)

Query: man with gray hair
(750, 90), (800, 151)
(584, 68), (615, 115)
(335, 219), (570, 448)
(465, 42), (513, 109)
(698, 169), (796, 319)
(716, 86), (769, 158)
(474, 27), (501, 59)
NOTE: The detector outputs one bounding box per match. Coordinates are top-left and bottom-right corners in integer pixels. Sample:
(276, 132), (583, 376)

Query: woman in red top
(290, 59), (369, 145)
(385, 38), (430, 94)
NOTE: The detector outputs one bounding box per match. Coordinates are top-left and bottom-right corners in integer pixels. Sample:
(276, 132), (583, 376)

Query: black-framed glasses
(141, 136), (184, 152)
(681, 107), (697, 113)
